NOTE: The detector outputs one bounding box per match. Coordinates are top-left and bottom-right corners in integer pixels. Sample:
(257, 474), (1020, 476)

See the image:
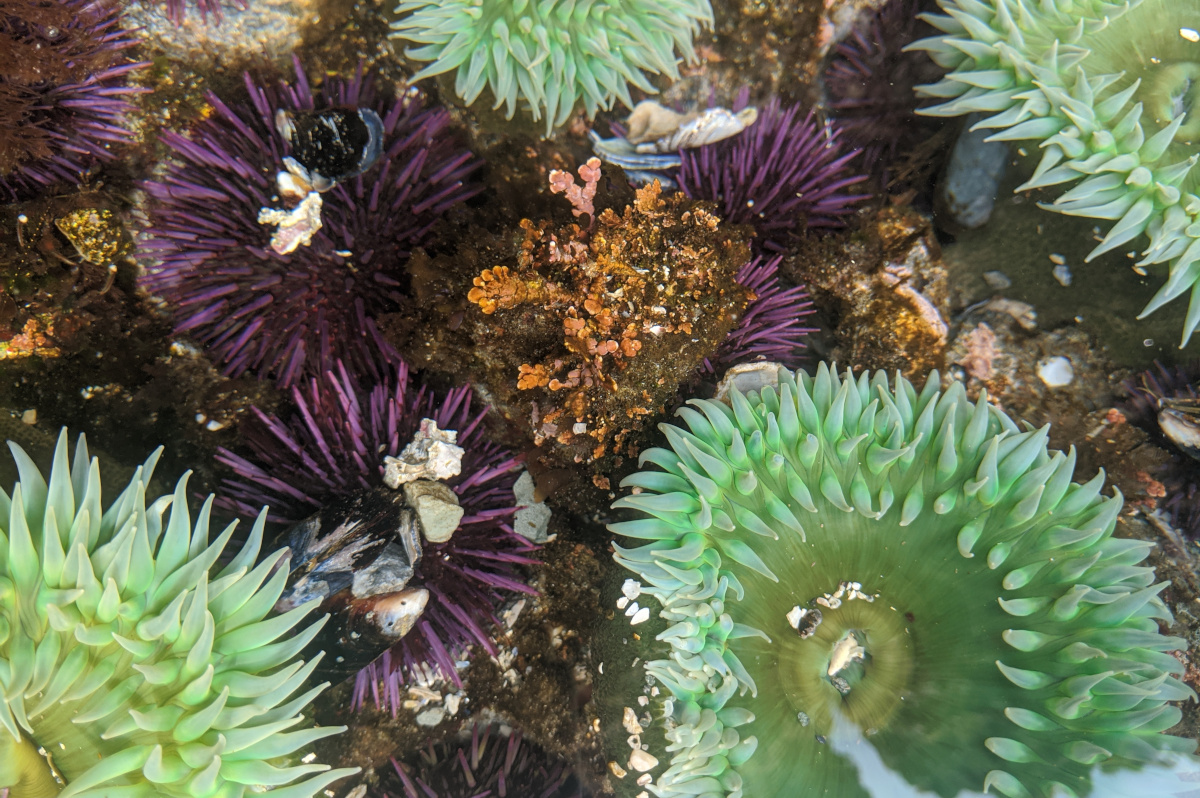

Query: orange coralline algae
(467, 179), (751, 465)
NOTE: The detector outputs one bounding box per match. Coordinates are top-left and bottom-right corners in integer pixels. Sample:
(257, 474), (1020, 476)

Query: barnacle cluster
(909, 0), (1200, 343)
(467, 170), (752, 466)
(605, 363), (1195, 798)
(0, 430), (356, 795)
(391, 0), (714, 135)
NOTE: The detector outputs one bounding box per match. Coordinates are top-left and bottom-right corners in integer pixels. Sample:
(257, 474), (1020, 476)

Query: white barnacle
(258, 191), (323, 255)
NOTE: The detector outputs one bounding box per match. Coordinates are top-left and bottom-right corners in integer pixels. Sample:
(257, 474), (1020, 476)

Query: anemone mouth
(609, 364), (1196, 798)
(776, 586), (914, 741)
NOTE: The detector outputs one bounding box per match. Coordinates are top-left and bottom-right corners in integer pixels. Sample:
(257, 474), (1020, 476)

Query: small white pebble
(623, 707), (644, 735)
(621, 579), (642, 600)
(625, 601), (640, 617)
(630, 607), (651, 625)
(1052, 263), (1072, 286)
(1037, 356), (1074, 388)
(609, 761), (628, 779)
(629, 749), (659, 772)
(786, 606), (807, 630)
(20, 409), (35, 425)
(617, 597), (629, 610)
(637, 773), (652, 786)
(415, 707), (446, 727)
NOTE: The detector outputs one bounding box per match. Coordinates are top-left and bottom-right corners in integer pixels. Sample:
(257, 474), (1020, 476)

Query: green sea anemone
(390, 0), (713, 135)
(0, 430), (359, 796)
(606, 363), (1196, 798)
(908, 0), (1200, 344)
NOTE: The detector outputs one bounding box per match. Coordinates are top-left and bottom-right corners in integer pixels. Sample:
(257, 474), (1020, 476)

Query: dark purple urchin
(0, 0), (146, 199)
(676, 99), (868, 252)
(823, 0), (934, 183)
(1121, 361), (1200, 537)
(385, 725), (587, 798)
(141, 57), (481, 388)
(215, 359), (537, 700)
(701, 254), (816, 377)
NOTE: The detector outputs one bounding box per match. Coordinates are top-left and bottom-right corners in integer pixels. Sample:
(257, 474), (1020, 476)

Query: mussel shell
(272, 485), (422, 613)
(1159, 404), (1200, 461)
(308, 587), (430, 679)
(276, 107), (384, 190)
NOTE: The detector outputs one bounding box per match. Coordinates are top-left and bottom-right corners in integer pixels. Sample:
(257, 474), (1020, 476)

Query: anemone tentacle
(0, 430), (357, 796)
(908, 0), (1200, 344)
(391, 0), (714, 136)
(609, 363), (1196, 798)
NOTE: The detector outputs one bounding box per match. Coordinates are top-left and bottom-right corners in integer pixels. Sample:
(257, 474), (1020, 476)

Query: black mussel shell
(276, 107), (385, 190)
(271, 485), (429, 679)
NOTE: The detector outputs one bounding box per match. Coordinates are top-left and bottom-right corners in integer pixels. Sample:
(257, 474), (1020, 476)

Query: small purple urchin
(385, 725), (587, 798)
(676, 98), (868, 252)
(215, 359), (536, 704)
(1121, 361), (1200, 537)
(701, 254), (816, 378)
(160, 0), (247, 26)
(823, 0), (933, 183)
(142, 57), (482, 388)
(0, 0), (146, 199)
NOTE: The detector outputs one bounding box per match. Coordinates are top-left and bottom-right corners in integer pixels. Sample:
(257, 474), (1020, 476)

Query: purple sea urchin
(0, 429), (358, 795)
(605, 363), (1196, 797)
(676, 99), (868, 252)
(822, 0), (938, 184)
(701, 255), (816, 378)
(161, 0), (247, 26)
(385, 724), (586, 798)
(141, 59), (481, 388)
(0, 0), (145, 199)
(215, 360), (537, 698)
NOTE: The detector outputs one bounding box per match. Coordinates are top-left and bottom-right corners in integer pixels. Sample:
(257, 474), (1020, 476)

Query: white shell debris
(258, 191), (323, 255)
(628, 101), (758, 154)
(623, 706), (644, 735)
(628, 749), (659, 773)
(630, 607), (650, 625)
(1037, 356), (1074, 388)
(786, 605), (822, 639)
(415, 706), (446, 727)
(1052, 263), (1072, 286)
(827, 632), (866, 677)
(502, 598), (527, 630)
(402, 479), (464, 543)
(513, 471), (552, 543)
(714, 362), (785, 403)
(982, 270), (1011, 290)
(383, 419), (464, 488)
